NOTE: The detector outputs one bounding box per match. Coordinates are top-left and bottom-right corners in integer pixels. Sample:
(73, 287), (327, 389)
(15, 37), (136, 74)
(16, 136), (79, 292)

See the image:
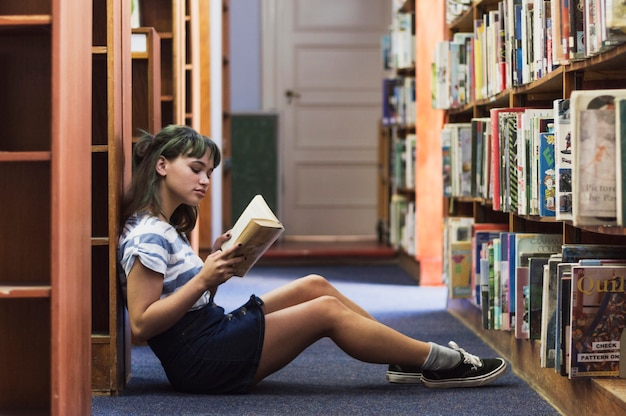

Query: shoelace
(448, 341), (482, 369)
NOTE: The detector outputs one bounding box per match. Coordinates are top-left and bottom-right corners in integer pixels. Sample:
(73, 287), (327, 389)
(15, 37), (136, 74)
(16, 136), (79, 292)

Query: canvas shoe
(386, 364), (423, 384)
(421, 341), (507, 388)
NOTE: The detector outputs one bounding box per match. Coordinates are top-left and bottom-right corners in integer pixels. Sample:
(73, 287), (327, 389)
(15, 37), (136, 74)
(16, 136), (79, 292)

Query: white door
(263, 0), (390, 238)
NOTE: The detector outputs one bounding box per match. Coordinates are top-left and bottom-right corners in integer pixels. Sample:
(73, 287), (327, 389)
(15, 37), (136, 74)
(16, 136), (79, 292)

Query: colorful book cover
(487, 242), (496, 329)
(538, 131), (556, 217)
(500, 231), (512, 331)
(442, 126), (452, 197)
(492, 238), (502, 330)
(471, 223), (509, 304)
(449, 241), (473, 299)
(554, 98), (573, 221)
(569, 265), (626, 378)
(557, 245), (626, 374)
(490, 107), (527, 211)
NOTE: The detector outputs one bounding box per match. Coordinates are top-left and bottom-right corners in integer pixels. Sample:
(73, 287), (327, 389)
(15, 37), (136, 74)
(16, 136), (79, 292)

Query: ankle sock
(422, 342), (462, 371)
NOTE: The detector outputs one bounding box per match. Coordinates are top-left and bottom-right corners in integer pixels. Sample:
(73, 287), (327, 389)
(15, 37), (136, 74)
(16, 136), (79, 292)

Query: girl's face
(157, 150), (214, 210)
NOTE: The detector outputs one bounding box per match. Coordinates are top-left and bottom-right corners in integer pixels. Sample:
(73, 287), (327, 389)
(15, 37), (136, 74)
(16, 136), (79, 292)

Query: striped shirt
(118, 213), (211, 310)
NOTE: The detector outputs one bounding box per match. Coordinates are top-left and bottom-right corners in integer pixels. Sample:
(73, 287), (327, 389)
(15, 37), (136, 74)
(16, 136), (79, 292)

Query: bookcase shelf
(0, 0), (92, 413)
(440, 1), (626, 414)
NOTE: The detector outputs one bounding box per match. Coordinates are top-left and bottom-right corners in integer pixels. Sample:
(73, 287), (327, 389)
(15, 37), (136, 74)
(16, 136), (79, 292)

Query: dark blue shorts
(148, 295), (265, 394)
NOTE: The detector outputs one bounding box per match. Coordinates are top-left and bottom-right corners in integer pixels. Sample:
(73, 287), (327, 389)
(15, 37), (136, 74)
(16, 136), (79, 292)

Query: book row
(381, 5), (415, 73)
(445, 219), (626, 379)
(442, 88), (626, 226)
(382, 77), (416, 127)
(389, 194), (415, 255)
(434, 0), (626, 110)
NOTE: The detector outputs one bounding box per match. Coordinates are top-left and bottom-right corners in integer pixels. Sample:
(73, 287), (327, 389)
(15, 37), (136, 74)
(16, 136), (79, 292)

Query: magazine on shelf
(569, 265), (626, 378)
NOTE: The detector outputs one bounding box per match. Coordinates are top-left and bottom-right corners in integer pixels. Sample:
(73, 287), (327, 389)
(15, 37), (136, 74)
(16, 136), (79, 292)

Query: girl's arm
(126, 242), (242, 342)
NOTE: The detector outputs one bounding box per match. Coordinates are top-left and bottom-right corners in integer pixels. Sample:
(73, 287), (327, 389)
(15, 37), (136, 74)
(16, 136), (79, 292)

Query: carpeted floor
(92, 265), (561, 416)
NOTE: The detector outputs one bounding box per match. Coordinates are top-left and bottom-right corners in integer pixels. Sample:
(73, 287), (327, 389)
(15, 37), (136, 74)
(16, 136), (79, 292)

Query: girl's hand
(200, 242), (244, 289)
(211, 230), (232, 253)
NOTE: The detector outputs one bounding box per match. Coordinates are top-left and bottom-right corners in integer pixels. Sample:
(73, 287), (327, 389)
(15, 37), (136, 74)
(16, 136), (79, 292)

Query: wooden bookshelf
(90, 0), (132, 395)
(441, 1), (626, 414)
(132, 27), (162, 139)
(0, 0), (92, 414)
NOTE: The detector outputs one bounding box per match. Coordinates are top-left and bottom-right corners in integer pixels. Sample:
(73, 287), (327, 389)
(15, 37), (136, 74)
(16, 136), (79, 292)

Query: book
(570, 89), (626, 226)
(471, 223), (509, 304)
(538, 130), (556, 217)
(515, 265), (530, 339)
(490, 107), (527, 211)
(221, 194), (285, 277)
(569, 265), (626, 378)
(616, 98), (626, 225)
(541, 254), (562, 368)
(554, 98), (573, 221)
(449, 241), (473, 298)
(556, 263), (573, 375)
(512, 233), (563, 331)
(528, 256), (551, 340)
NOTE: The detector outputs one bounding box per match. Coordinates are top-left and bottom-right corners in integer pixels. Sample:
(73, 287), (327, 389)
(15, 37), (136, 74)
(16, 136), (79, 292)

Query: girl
(118, 125), (506, 394)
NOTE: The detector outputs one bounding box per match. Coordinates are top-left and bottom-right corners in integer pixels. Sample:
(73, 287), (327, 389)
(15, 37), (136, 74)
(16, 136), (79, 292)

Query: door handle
(285, 89), (301, 104)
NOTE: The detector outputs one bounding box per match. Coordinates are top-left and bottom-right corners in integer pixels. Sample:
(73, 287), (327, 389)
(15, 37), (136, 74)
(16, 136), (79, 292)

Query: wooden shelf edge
(448, 298), (626, 416)
(0, 14), (51, 26)
(0, 151), (51, 162)
(0, 284), (51, 298)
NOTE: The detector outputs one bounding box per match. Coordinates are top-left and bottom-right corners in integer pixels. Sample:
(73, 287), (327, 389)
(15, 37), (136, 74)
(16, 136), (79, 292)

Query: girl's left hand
(212, 231), (232, 253)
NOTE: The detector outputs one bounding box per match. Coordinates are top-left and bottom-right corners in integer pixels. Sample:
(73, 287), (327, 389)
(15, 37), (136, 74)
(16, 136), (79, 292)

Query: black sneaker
(421, 341), (507, 388)
(386, 364), (423, 384)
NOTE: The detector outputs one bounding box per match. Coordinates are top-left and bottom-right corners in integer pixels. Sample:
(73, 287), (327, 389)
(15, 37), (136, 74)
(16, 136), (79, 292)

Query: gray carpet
(92, 265), (560, 415)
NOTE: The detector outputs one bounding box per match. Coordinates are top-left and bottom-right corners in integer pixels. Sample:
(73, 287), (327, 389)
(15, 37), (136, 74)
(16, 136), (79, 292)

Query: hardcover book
(570, 89), (626, 226)
(222, 194), (284, 277)
(569, 265), (626, 378)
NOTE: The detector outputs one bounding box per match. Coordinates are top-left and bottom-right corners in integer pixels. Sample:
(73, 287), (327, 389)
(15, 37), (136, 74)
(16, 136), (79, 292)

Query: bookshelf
(132, 27), (162, 138)
(439, 1), (626, 414)
(0, 1), (92, 414)
(139, 0), (218, 250)
(91, 0), (133, 395)
(380, 0), (417, 274)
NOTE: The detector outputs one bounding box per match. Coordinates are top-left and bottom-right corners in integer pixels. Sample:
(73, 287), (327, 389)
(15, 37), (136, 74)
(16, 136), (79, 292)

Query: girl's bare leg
(253, 294), (431, 383)
(260, 274), (374, 319)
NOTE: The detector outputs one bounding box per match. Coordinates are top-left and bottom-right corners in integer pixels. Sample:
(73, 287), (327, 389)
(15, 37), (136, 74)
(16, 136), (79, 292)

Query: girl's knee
(299, 274), (335, 295)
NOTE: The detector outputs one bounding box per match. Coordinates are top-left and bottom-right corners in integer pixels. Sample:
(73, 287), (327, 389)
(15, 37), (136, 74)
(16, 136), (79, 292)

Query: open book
(221, 194), (284, 277)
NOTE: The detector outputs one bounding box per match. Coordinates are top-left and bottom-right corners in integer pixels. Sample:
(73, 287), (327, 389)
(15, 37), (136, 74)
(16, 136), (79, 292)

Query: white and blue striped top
(118, 213), (211, 310)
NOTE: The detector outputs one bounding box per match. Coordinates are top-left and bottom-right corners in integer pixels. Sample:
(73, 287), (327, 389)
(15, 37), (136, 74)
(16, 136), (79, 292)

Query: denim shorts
(148, 294), (265, 394)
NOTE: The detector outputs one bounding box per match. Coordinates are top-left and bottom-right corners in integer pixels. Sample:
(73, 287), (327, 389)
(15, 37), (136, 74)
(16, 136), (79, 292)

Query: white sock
(422, 342), (462, 371)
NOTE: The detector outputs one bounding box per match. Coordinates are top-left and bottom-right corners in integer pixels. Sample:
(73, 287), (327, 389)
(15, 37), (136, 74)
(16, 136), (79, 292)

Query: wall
(230, 0), (262, 112)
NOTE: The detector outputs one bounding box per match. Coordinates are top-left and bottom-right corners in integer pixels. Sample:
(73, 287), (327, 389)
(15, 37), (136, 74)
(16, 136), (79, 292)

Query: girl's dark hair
(121, 124), (221, 234)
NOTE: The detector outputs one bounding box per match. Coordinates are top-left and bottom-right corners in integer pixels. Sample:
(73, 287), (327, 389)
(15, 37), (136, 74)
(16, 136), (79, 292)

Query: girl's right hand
(199, 242), (244, 289)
